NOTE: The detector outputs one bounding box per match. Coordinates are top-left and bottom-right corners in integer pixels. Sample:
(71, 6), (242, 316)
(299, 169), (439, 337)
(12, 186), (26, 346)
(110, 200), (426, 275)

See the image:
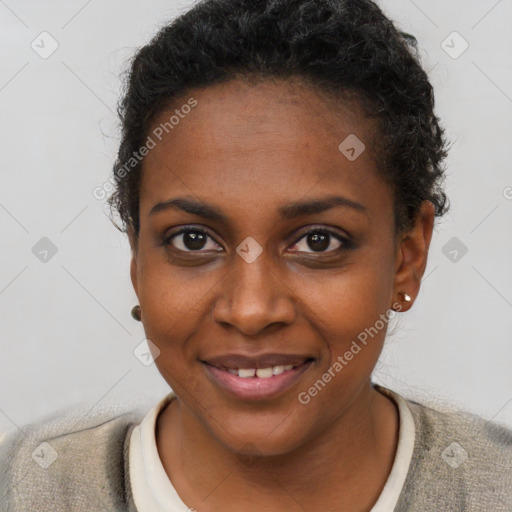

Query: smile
(202, 356), (315, 400)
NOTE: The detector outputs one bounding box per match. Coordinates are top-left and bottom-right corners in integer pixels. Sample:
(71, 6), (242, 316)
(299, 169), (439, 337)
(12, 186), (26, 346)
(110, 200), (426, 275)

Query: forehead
(148, 77), (374, 155)
(139, 78), (392, 225)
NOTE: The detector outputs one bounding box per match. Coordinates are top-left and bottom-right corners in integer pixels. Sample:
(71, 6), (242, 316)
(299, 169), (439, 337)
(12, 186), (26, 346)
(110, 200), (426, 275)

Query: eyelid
(292, 224), (349, 241)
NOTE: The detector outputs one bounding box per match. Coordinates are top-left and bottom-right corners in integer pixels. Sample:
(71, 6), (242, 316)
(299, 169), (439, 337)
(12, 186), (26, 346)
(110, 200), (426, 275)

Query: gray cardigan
(1, 388), (512, 511)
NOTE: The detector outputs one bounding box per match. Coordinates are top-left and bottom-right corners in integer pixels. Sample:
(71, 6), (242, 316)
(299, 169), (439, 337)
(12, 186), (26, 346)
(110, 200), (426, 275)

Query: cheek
(298, 258), (394, 366)
(136, 264), (209, 364)
(137, 241), (218, 327)
(295, 287), (391, 422)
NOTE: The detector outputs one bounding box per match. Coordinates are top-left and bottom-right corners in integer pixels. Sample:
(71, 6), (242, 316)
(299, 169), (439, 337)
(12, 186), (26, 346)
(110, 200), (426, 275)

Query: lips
(201, 353), (315, 400)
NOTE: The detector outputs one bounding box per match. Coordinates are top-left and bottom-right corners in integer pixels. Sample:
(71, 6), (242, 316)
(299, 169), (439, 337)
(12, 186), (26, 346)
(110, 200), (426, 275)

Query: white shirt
(129, 386), (416, 511)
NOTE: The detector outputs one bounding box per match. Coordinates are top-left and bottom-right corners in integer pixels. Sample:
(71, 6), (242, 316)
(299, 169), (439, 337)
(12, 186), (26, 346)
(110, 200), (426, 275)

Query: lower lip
(203, 361), (313, 401)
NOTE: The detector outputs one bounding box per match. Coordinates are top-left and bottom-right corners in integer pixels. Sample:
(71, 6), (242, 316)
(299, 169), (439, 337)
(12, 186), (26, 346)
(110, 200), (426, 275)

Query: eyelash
(164, 225), (353, 254)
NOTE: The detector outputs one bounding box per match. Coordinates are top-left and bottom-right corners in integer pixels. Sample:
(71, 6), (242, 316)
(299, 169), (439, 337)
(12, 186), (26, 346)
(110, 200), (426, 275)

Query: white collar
(129, 385), (415, 511)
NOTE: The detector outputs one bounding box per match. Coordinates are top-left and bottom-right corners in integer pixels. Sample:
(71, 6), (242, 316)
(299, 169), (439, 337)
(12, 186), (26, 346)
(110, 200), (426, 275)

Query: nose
(212, 250), (296, 336)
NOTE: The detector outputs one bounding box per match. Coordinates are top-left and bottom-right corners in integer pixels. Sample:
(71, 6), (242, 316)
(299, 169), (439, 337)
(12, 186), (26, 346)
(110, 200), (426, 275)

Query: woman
(2, 0), (511, 510)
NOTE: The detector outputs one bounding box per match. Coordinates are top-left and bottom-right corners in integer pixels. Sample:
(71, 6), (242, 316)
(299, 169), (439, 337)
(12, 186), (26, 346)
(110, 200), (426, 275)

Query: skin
(129, 77), (435, 511)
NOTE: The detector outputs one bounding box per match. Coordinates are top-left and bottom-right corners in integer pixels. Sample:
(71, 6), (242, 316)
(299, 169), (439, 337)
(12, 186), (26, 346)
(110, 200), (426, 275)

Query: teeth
(238, 368), (256, 378)
(226, 365), (298, 378)
(256, 367), (273, 378)
(272, 365), (285, 375)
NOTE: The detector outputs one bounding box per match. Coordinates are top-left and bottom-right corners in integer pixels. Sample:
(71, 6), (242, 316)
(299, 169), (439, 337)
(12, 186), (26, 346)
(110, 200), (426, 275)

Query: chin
(208, 411), (313, 458)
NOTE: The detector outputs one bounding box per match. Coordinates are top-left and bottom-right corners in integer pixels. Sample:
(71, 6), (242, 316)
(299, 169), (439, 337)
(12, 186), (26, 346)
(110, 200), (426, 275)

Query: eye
(289, 227), (350, 254)
(164, 225), (351, 255)
(165, 227), (222, 252)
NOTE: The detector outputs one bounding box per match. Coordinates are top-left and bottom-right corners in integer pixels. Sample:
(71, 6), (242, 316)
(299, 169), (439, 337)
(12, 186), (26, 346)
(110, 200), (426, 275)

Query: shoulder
(0, 399), (146, 511)
(407, 395), (512, 468)
(396, 390), (512, 511)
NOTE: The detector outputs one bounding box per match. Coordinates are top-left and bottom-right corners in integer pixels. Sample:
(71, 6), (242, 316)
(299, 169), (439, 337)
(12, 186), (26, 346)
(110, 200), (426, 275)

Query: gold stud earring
(398, 291), (412, 303)
(131, 305), (142, 321)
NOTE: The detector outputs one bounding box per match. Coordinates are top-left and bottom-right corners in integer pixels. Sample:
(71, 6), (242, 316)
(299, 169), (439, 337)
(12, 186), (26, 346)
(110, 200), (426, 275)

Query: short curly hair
(107, 0), (450, 244)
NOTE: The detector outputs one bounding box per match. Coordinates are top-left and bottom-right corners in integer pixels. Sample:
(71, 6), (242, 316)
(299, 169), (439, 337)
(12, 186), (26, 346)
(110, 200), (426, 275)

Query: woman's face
(130, 78), (419, 455)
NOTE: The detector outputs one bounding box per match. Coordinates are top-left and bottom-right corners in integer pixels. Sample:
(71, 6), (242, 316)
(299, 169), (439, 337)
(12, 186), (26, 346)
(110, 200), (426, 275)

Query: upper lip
(202, 353), (314, 369)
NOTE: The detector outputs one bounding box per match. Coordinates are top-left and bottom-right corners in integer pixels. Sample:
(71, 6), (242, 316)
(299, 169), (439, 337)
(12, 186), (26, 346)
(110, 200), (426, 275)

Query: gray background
(0, 0), (511, 437)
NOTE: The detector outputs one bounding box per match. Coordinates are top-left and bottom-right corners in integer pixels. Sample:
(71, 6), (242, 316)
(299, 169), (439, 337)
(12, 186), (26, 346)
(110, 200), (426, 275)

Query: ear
(128, 225), (139, 297)
(130, 253), (138, 297)
(392, 201), (435, 311)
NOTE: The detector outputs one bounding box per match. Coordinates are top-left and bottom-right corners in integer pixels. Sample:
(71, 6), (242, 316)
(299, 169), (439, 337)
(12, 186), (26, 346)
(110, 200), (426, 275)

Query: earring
(131, 305), (142, 321)
(392, 291), (412, 311)
(398, 291), (412, 303)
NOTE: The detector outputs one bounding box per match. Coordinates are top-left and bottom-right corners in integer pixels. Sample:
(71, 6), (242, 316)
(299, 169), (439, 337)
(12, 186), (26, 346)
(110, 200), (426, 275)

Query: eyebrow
(149, 195), (367, 222)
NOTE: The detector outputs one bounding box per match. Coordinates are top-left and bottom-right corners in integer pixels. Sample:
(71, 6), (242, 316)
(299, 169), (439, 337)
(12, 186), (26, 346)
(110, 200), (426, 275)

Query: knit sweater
(1, 386), (511, 511)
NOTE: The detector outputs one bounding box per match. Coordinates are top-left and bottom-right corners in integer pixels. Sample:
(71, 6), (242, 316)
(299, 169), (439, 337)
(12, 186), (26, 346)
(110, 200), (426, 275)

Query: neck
(156, 381), (399, 512)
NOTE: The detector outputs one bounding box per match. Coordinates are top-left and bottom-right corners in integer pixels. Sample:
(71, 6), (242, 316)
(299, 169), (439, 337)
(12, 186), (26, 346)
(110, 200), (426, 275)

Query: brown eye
(165, 227), (222, 252)
(290, 228), (350, 254)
